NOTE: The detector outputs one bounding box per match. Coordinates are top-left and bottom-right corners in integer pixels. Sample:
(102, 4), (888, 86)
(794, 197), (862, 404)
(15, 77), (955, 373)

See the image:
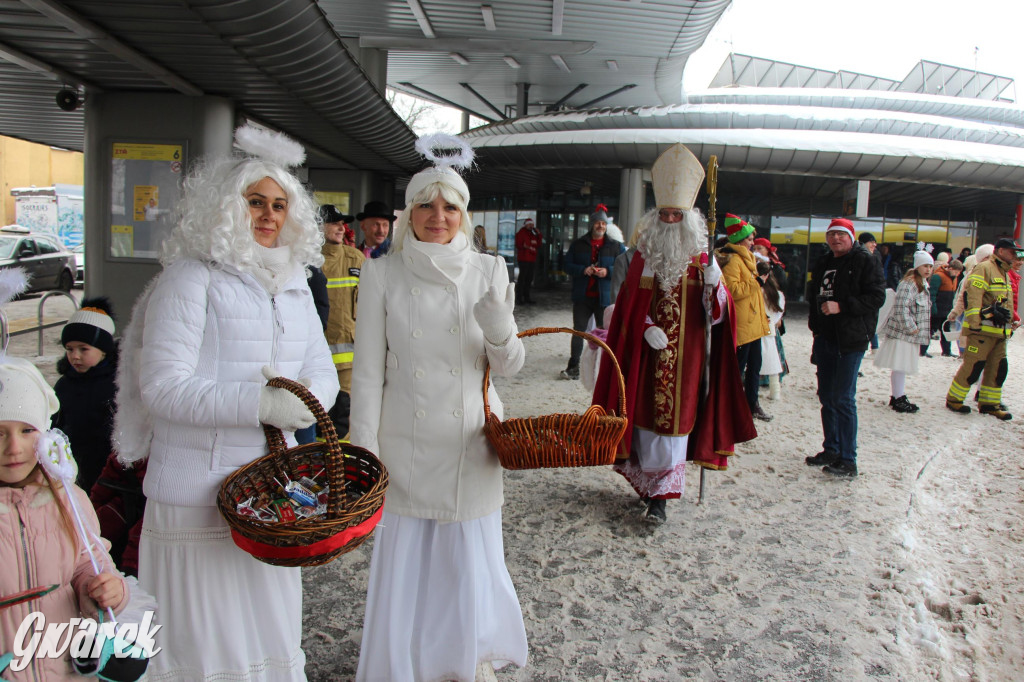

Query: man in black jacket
(805, 218), (886, 477)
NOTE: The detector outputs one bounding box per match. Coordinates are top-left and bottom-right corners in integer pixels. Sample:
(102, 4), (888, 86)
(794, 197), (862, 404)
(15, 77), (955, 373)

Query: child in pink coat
(0, 358), (128, 681)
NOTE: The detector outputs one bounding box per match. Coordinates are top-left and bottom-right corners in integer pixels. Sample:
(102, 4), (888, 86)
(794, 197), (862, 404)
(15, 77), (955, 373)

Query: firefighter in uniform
(945, 238), (1022, 420)
(320, 204), (365, 437)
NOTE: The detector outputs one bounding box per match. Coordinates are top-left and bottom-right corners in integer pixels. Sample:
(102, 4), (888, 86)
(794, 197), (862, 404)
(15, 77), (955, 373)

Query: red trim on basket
(231, 506), (384, 559)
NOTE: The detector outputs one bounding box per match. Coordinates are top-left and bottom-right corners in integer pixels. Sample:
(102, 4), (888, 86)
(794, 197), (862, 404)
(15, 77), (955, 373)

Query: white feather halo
(234, 124), (306, 168)
(414, 133), (475, 171)
(0, 267), (29, 307)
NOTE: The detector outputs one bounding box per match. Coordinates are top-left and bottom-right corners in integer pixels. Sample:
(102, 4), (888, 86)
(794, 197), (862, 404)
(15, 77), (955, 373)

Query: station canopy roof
(0, 0), (731, 174)
(460, 54), (1024, 215)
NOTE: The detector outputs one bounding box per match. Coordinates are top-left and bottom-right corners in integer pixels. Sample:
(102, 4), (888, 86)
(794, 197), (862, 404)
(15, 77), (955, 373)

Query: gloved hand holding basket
(483, 326), (628, 469)
(217, 376), (388, 567)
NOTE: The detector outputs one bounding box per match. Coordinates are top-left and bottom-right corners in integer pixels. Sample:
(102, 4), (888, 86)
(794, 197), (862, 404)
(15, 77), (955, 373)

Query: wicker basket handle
(482, 326), (627, 421)
(262, 376), (347, 518)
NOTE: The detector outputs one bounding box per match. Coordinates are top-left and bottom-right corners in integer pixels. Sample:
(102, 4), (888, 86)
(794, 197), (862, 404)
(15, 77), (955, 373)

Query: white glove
(473, 283), (516, 345)
(704, 256), (722, 288)
(644, 326), (669, 350)
(257, 366), (315, 431)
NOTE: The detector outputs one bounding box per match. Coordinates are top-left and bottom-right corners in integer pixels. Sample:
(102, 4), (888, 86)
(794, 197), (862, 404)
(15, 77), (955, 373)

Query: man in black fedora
(356, 200), (395, 259)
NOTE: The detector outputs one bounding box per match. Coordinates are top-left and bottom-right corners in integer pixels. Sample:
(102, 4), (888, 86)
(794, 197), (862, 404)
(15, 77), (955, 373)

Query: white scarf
(251, 243), (301, 295)
(402, 231), (471, 284)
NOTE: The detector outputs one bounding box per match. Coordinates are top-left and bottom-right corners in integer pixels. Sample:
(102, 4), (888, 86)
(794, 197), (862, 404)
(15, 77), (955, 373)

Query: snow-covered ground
(12, 286), (1021, 680)
(300, 288), (1024, 681)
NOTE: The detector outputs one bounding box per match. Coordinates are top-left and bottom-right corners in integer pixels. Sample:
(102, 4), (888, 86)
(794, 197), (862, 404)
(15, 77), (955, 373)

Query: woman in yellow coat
(717, 214), (772, 421)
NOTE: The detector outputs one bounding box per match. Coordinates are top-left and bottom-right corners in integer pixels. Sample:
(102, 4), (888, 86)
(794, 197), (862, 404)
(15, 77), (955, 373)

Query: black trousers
(735, 339), (763, 410)
(328, 390), (351, 438)
(568, 297), (605, 368)
(516, 261), (536, 303)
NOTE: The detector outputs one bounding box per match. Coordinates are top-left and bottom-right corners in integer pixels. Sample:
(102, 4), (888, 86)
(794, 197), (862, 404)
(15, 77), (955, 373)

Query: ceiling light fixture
(481, 5), (496, 31)
(406, 0), (436, 38)
(503, 56), (521, 69)
(449, 52), (469, 65)
(552, 0), (564, 35)
(606, 60), (618, 71)
(551, 55), (571, 72)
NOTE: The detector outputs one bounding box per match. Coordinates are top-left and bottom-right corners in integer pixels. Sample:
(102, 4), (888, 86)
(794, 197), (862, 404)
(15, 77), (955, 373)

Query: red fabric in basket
(231, 506), (383, 560)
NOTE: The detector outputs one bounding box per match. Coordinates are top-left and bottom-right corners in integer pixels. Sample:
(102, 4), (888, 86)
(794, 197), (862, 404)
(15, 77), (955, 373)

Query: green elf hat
(724, 213), (755, 244)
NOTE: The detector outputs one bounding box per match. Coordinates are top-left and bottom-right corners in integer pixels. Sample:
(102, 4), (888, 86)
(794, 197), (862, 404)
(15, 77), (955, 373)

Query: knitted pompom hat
(61, 297), (116, 355)
(913, 250), (934, 269)
(724, 214), (755, 244)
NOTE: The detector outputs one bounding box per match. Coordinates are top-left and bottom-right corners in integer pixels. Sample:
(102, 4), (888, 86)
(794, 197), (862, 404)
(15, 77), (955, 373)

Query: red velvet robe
(592, 252), (756, 470)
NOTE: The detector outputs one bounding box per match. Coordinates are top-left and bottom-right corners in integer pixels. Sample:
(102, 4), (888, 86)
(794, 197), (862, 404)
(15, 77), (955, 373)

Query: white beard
(635, 209), (707, 292)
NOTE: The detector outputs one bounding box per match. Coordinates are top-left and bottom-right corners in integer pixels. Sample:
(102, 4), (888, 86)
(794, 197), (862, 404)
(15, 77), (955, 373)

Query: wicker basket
(483, 327), (628, 469)
(217, 377), (388, 567)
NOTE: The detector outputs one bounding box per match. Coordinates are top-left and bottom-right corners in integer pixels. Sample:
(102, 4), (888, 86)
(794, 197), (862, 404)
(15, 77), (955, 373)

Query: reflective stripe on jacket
(322, 242), (365, 392)
(964, 255), (1013, 338)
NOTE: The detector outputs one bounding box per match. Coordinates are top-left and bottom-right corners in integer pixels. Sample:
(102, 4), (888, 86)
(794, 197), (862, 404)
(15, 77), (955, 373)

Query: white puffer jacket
(349, 234), (525, 522)
(138, 258), (339, 507)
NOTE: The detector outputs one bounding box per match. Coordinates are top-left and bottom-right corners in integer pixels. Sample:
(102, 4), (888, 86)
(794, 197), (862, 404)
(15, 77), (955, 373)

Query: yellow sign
(314, 191), (351, 215)
(111, 225), (133, 258)
(112, 143), (183, 161)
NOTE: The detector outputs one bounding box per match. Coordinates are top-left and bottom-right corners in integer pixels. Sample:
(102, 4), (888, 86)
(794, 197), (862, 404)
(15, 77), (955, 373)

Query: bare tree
(387, 89), (471, 135)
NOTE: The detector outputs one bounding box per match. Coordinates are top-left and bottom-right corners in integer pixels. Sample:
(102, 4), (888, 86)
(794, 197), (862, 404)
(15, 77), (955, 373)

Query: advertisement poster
(109, 142), (184, 260)
(134, 186), (160, 221)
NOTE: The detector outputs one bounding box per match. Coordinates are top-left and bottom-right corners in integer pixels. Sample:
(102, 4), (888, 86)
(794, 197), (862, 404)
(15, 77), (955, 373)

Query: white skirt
(138, 501), (306, 682)
(356, 509), (528, 682)
(760, 333), (782, 375)
(873, 336), (921, 374)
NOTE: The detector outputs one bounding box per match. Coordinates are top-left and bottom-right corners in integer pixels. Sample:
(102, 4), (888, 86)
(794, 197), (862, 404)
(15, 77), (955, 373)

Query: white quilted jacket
(138, 258), (339, 506)
(349, 236), (525, 521)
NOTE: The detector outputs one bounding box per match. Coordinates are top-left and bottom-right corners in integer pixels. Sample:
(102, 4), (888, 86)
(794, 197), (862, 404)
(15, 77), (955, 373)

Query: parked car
(0, 225), (77, 292)
(72, 243), (85, 285)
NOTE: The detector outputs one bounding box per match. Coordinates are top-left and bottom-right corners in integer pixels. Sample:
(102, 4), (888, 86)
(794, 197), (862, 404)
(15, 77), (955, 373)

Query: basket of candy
(483, 327), (628, 469)
(217, 376), (388, 567)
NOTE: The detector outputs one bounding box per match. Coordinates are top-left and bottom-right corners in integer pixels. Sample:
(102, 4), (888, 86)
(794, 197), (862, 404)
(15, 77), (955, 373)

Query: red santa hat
(523, 218), (535, 228)
(826, 218), (855, 241)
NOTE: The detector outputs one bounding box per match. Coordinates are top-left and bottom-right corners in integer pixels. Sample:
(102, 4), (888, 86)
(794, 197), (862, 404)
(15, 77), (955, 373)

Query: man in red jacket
(515, 218), (542, 305)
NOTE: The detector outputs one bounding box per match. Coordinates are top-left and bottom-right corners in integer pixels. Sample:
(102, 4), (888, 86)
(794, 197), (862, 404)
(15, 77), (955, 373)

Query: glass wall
(472, 189), (985, 297)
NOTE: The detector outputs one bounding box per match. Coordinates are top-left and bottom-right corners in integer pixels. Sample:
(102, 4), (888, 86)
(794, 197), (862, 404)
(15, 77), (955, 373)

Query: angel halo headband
(405, 133), (475, 205)
(234, 124), (305, 169)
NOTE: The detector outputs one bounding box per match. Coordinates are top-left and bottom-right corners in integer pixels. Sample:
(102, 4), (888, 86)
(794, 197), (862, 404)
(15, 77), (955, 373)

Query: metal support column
(618, 167), (644, 244)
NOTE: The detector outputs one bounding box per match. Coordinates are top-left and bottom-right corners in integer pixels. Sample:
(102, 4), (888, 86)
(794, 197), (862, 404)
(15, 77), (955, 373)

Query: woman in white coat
(350, 136), (527, 682)
(116, 126), (339, 681)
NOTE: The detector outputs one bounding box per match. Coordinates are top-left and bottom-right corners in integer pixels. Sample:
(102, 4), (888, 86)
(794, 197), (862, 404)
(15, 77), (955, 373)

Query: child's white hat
(0, 357), (60, 432)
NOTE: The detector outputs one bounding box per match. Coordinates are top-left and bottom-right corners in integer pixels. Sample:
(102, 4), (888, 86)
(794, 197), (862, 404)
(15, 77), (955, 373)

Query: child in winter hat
(0, 356), (131, 681)
(54, 297), (119, 493)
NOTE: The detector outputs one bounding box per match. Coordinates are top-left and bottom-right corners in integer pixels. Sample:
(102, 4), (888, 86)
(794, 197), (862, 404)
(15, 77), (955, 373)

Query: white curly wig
(160, 155), (324, 271)
(390, 181), (473, 254)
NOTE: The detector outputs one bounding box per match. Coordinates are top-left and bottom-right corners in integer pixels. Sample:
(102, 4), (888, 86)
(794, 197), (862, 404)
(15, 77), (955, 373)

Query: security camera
(56, 88), (80, 111)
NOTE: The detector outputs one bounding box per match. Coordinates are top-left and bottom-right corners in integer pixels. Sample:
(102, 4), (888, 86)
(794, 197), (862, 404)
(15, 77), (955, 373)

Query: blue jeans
(811, 336), (864, 463)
